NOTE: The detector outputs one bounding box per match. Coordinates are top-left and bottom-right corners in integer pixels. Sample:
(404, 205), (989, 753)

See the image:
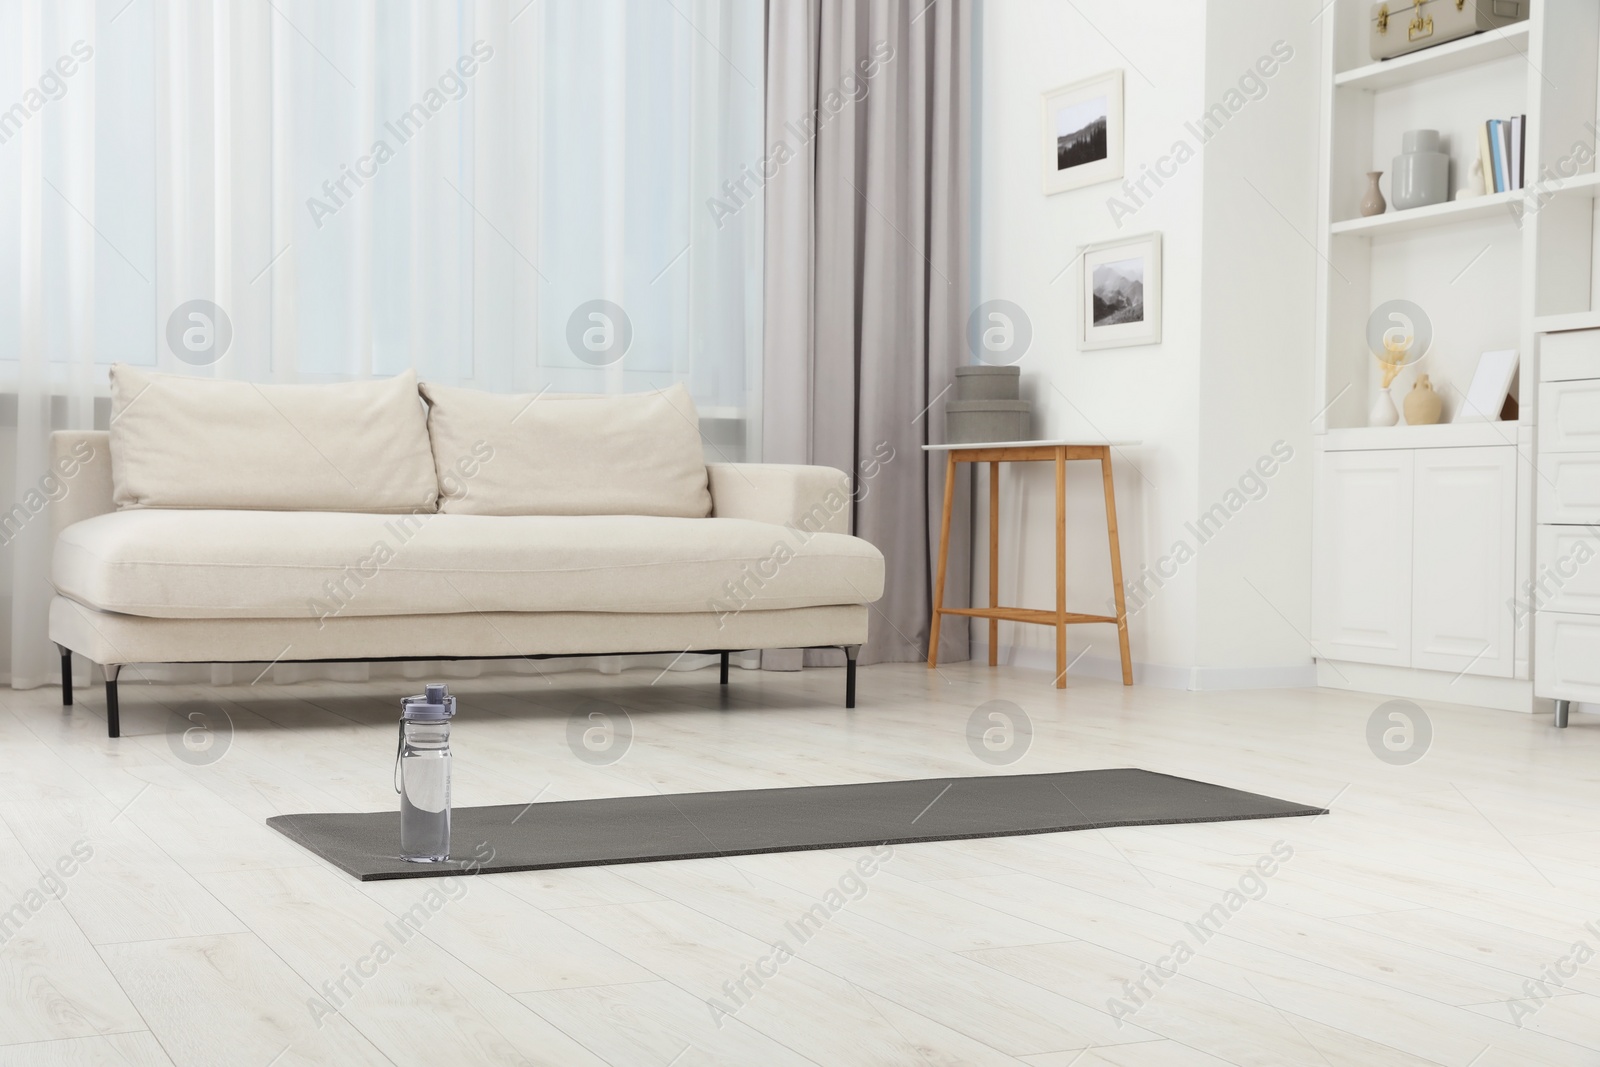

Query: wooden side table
(924, 440), (1134, 689)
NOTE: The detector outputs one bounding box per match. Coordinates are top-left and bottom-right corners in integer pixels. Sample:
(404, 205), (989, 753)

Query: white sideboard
(1314, 440), (1519, 683)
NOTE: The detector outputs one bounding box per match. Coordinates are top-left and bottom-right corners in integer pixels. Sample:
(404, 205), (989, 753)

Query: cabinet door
(1313, 449), (1413, 665)
(1411, 446), (1517, 677)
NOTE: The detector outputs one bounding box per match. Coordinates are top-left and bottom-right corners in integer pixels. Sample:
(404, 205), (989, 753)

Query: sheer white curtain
(0, 0), (764, 687)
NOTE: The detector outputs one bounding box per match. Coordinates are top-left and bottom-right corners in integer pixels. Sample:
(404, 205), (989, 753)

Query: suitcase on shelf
(1369, 0), (1528, 62)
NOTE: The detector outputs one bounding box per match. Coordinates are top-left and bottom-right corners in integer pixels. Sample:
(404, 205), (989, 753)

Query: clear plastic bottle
(395, 683), (456, 862)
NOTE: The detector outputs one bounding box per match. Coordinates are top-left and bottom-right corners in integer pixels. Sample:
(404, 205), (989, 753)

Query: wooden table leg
(1100, 449), (1133, 686)
(1054, 447), (1067, 689)
(989, 460), (999, 667)
(928, 451), (958, 669)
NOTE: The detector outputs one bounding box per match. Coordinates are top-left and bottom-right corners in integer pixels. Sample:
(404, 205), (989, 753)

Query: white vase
(1392, 129), (1449, 211)
(1368, 386), (1398, 427)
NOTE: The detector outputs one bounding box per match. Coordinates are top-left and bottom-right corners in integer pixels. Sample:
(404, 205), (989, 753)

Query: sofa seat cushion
(53, 510), (885, 621)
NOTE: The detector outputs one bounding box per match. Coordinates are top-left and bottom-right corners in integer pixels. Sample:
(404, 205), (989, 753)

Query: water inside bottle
(400, 724), (451, 862)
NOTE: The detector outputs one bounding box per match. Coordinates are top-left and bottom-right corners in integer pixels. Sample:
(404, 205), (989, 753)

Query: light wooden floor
(1, 660), (1597, 1067)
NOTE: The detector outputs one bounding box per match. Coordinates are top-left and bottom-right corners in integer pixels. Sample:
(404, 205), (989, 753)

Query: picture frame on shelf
(1041, 71), (1123, 195)
(1453, 349), (1519, 422)
(1077, 232), (1162, 351)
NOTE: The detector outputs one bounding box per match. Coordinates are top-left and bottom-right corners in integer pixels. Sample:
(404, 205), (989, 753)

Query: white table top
(922, 439), (1141, 450)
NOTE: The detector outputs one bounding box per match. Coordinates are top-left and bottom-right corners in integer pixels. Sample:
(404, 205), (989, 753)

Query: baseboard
(1316, 659), (1534, 713)
(971, 642), (1317, 692)
(1188, 663), (1322, 690)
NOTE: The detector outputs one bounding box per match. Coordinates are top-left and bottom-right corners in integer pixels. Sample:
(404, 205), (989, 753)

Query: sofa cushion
(419, 381), (712, 518)
(109, 365), (438, 513)
(53, 509), (885, 620)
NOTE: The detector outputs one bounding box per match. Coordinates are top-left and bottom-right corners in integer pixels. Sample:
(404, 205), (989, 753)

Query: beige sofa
(49, 367), (884, 737)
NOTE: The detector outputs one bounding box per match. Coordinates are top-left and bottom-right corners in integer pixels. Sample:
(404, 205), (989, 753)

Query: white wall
(1193, 3), (1320, 682)
(974, 0), (1208, 681)
(973, 0), (1320, 688)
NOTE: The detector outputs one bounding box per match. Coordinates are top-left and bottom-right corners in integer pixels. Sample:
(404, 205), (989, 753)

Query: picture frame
(1042, 70), (1123, 195)
(1078, 232), (1162, 351)
(1454, 349), (1519, 422)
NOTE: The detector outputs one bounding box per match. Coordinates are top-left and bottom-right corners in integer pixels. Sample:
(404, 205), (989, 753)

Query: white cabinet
(1313, 445), (1517, 676)
(1411, 448), (1517, 678)
(1313, 449), (1413, 666)
(1534, 328), (1600, 711)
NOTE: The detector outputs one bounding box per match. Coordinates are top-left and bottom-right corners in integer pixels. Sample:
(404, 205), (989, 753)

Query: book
(1510, 113), (1523, 188)
(1500, 120), (1514, 191)
(1484, 119), (1497, 195)
(1477, 121), (1495, 196)
(1516, 112), (1529, 189)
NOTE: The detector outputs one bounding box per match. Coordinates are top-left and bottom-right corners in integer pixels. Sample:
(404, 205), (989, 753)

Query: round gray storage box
(954, 364), (1021, 401)
(945, 399), (1030, 444)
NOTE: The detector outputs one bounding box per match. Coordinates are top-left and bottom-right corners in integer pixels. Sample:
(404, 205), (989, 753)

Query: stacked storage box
(945, 366), (1030, 444)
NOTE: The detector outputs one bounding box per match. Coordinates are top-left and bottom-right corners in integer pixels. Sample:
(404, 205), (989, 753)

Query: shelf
(1334, 24), (1532, 92)
(1533, 171), (1600, 200)
(1330, 189), (1522, 236)
(1320, 422), (1521, 451)
(1535, 310), (1600, 334)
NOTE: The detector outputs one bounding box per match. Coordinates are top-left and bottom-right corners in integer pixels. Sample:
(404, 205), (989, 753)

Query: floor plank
(0, 1032), (174, 1067)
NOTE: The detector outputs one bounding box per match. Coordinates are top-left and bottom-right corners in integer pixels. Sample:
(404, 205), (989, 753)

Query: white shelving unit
(1332, 23), (1532, 91)
(1321, 421), (1521, 451)
(1309, 0), (1597, 711)
(1328, 188), (1521, 236)
(1535, 309), (1600, 333)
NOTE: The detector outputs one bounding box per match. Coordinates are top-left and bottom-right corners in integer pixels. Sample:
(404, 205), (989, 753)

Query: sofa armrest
(49, 431), (115, 541)
(706, 464), (853, 535)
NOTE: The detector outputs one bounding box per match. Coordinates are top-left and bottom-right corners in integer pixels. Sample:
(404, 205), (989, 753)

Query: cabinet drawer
(1537, 453), (1600, 524)
(1541, 329), (1600, 382)
(1539, 381), (1600, 452)
(1535, 610), (1600, 701)
(1535, 525), (1600, 614)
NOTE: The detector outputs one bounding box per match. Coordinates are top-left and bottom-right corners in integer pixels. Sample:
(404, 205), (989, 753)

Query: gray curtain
(763, 0), (973, 667)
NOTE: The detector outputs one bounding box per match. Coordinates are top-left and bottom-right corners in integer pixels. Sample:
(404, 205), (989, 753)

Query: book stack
(1477, 115), (1526, 195)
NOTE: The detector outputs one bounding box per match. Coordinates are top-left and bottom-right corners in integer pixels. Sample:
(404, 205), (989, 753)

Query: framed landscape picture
(1041, 70), (1123, 195)
(1078, 232), (1162, 351)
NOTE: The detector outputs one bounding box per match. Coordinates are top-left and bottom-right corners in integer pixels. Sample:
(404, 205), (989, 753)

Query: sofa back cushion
(108, 364), (438, 513)
(419, 381), (712, 517)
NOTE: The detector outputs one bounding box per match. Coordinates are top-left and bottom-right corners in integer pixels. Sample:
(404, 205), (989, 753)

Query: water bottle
(395, 683), (456, 863)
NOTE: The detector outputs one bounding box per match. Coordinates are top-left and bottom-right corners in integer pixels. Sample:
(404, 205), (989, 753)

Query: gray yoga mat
(267, 768), (1325, 881)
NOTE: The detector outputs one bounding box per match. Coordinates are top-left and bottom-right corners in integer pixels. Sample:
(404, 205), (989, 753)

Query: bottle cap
(401, 683), (457, 722)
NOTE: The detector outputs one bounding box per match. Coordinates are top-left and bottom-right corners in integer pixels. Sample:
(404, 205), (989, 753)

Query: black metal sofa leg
(57, 644), (72, 706)
(843, 644), (860, 709)
(104, 664), (121, 738)
(720, 652), (730, 686)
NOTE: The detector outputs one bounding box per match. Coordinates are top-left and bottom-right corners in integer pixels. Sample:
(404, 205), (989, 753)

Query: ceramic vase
(1361, 172), (1386, 217)
(1403, 374), (1443, 425)
(1392, 129), (1449, 211)
(1368, 387), (1398, 427)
